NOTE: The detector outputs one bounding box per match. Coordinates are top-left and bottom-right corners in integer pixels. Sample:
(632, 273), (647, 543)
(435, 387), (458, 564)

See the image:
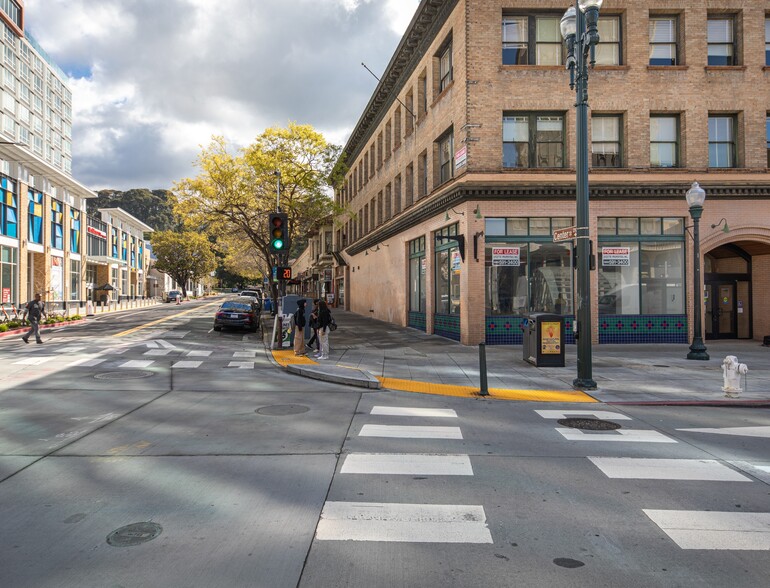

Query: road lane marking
(58, 346), (86, 353)
(588, 457), (751, 481)
(555, 428), (677, 443)
(119, 360), (154, 368)
(359, 424), (463, 439)
(316, 502), (493, 543)
(186, 350), (212, 357)
(172, 361), (202, 369)
(233, 351), (257, 358)
(536, 409), (632, 420)
(144, 349), (171, 356)
(676, 426), (770, 439)
(67, 358), (107, 367)
(643, 510), (770, 550)
(113, 302), (220, 337)
(13, 357), (53, 365)
(227, 361), (254, 369)
(371, 406), (458, 418)
(341, 453), (473, 476)
(156, 340), (178, 350)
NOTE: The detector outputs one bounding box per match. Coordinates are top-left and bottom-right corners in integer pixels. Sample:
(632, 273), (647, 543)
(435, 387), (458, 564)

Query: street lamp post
(560, 0), (602, 390)
(686, 181), (709, 360)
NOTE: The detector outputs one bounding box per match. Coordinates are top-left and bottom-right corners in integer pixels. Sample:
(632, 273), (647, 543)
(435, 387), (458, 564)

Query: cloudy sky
(24, 0), (420, 191)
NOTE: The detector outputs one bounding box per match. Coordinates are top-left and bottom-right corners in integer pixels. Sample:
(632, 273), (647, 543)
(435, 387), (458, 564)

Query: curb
(286, 363), (381, 389)
(607, 399), (770, 407)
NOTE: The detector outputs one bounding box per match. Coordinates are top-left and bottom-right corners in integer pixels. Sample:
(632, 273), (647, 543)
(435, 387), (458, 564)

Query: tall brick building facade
(333, 0), (770, 346)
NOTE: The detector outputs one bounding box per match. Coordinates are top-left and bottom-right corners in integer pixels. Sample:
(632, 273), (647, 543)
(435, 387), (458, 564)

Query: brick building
(332, 0), (770, 345)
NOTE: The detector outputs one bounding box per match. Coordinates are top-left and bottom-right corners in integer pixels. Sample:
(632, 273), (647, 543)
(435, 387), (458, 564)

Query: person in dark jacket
(307, 299), (320, 355)
(22, 293), (47, 344)
(316, 299), (332, 360)
(293, 299), (307, 356)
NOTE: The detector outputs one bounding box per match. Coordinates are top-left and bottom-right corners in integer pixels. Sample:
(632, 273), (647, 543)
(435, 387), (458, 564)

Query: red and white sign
(1, 287), (10, 303)
(601, 247), (631, 266)
(454, 145), (467, 170)
(87, 226), (107, 239)
(492, 247), (520, 267)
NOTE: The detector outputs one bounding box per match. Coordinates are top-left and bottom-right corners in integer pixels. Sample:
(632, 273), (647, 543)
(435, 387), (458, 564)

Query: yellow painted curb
(377, 377), (597, 403)
(113, 301), (221, 337)
(272, 349), (318, 367)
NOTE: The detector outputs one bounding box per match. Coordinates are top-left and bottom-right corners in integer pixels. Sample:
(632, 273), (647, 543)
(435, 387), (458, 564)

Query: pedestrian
(316, 299), (332, 360)
(176, 292), (182, 305)
(21, 293), (47, 344)
(293, 299), (307, 356)
(307, 299), (320, 355)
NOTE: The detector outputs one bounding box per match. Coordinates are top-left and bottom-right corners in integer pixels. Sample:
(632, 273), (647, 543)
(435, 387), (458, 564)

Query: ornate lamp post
(560, 0), (603, 390)
(686, 181), (709, 360)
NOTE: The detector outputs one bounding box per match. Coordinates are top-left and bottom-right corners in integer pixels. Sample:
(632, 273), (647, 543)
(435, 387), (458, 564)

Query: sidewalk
(272, 309), (770, 405)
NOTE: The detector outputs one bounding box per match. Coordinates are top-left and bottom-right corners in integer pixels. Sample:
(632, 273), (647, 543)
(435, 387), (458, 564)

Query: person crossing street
(21, 293), (47, 344)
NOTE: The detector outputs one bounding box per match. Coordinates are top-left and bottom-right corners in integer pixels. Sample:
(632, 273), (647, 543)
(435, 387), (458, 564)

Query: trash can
(523, 313), (565, 367)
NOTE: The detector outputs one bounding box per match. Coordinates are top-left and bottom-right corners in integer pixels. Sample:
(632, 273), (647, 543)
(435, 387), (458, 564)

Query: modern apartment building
(0, 0), (95, 312)
(332, 0), (770, 346)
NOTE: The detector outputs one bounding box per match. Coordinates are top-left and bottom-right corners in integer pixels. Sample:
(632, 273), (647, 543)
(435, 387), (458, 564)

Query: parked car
(238, 290), (262, 308)
(165, 290), (181, 303)
(213, 300), (259, 332)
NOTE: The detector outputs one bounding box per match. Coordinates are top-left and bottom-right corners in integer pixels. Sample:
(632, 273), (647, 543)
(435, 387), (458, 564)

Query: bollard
(479, 343), (489, 397)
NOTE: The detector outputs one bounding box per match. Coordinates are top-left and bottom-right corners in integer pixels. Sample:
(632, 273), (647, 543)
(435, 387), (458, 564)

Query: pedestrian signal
(268, 213), (289, 254)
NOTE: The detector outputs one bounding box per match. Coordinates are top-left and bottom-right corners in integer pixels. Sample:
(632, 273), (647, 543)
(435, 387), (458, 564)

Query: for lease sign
(601, 247), (630, 266)
(492, 247), (520, 266)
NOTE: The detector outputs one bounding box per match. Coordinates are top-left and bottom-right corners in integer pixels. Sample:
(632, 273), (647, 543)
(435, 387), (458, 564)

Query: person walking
(293, 299), (307, 356)
(21, 293), (47, 344)
(316, 299), (332, 360)
(307, 299), (320, 355)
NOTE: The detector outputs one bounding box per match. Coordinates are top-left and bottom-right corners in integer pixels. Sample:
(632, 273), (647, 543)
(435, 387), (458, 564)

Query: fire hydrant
(722, 355), (748, 397)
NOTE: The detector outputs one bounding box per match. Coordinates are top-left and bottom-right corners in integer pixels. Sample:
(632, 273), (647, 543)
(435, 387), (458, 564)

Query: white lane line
(144, 341), (159, 349)
(13, 357), (53, 366)
(341, 453), (473, 476)
(186, 350), (212, 357)
(676, 426), (770, 439)
(371, 406), (458, 418)
(643, 510), (770, 550)
(172, 361), (202, 369)
(159, 331), (189, 339)
(536, 410), (632, 420)
(758, 466), (770, 473)
(119, 360), (154, 368)
(588, 457), (751, 481)
(58, 346), (86, 353)
(227, 361), (254, 369)
(555, 428), (677, 443)
(144, 349), (171, 356)
(156, 340), (178, 349)
(359, 425), (463, 439)
(316, 502), (493, 543)
(67, 358), (107, 368)
(233, 351), (257, 358)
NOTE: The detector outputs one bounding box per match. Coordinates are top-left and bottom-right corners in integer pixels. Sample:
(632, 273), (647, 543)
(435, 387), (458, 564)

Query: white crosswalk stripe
(119, 360), (154, 368)
(643, 510), (770, 550)
(359, 424), (463, 439)
(233, 351), (257, 358)
(67, 357), (107, 367)
(341, 453), (473, 475)
(13, 357), (53, 366)
(172, 361), (202, 369)
(535, 409), (632, 421)
(144, 349), (171, 356)
(371, 406), (458, 418)
(588, 457), (751, 481)
(555, 428), (676, 443)
(58, 346), (86, 353)
(227, 361), (254, 369)
(186, 350), (212, 357)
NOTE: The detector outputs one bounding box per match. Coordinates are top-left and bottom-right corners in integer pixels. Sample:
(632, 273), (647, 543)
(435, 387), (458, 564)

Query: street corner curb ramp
(272, 349), (381, 389)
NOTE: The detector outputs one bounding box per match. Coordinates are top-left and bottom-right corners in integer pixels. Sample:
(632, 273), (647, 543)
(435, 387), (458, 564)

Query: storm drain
(256, 404), (310, 416)
(94, 371), (154, 380)
(557, 418), (621, 431)
(553, 558), (585, 569)
(107, 522), (163, 547)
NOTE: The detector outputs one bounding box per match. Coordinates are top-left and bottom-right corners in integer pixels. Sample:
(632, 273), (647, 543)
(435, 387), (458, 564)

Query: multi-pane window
(28, 189), (43, 244)
(766, 18), (770, 66)
(707, 17), (735, 65)
(130, 236), (137, 268)
(69, 209), (80, 254)
(111, 227), (118, 258)
(0, 245), (18, 306)
(708, 115), (736, 168)
(649, 16), (678, 65)
(592, 115), (621, 167)
(650, 115), (679, 168)
(595, 16), (621, 65)
(0, 176), (17, 238)
(121, 231), (128, 261)
(439, 42), (452, 92)
(409, 236), (426, 317)
(438, 131), (454, 184)
(502, 15), (562, 65)
(435, 224), (461, 317)
(503, 113), (565, 168)
(51, 200), (64, 250)
(418, 151), (428, 198)
(766, 115), (769, 167)
(70, 259), (80, 301)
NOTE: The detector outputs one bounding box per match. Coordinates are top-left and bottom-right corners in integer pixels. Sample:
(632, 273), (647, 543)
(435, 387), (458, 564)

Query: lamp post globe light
(561, 0), (603, 390)
(686, 181), (709, 360)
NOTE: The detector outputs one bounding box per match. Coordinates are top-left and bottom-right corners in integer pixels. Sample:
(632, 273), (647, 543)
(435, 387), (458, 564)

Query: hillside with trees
(87, 188), (179, 231)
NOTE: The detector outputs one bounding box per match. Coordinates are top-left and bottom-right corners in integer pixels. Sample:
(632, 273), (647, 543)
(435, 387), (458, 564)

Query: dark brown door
(706, 283), (737, 339)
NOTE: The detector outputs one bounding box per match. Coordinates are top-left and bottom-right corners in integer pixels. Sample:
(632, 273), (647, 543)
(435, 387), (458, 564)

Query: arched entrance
(704, 240), (770, 340)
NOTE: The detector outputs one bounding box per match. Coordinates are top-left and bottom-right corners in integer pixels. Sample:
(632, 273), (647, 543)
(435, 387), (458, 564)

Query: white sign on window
(601, 247), (631, 266)
(492, 247), (520, 266)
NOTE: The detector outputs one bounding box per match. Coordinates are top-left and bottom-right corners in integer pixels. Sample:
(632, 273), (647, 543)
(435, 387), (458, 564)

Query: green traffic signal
(273, 239), (284, 250)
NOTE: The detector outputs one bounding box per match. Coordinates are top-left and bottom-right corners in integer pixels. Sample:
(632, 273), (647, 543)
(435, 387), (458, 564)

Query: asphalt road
(0, 298), (768, 588)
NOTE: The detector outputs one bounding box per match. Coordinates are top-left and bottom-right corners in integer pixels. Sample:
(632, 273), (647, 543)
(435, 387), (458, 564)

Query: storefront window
(0, 176), (17, 238)
(1, 245), (18, 305)
(51, 199), (64, 250)
(28, 189), (43, 244)
(434, 226), (460, 316)
(70, 259), (80, 300)
(69, 209), (80, 253)
(409, 236), (426, 313)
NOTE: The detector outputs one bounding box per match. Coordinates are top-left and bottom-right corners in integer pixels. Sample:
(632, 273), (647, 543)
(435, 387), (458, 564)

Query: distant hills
(87, 189), (179, 232)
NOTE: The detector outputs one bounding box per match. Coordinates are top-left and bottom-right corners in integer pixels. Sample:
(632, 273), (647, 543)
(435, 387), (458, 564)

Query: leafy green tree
(150, 231), (217, 297)
(88, 189), (180, 232)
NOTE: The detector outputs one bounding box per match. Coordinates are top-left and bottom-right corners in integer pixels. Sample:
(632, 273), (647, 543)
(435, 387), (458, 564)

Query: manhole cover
(107, 522), (162, 547)
(553, 558), (585, 569)
(95, 371), (154, 380)
(557, 418), (621, 431)
(256, 404), (310, 416)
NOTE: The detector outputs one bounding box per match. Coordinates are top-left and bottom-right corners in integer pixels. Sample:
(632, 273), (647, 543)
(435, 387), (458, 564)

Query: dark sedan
(213, 301), (259, 332)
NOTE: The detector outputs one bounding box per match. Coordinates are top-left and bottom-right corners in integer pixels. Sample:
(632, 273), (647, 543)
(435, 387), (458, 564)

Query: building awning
(332, 251), (347, 266)
(87, 256), (126, 267)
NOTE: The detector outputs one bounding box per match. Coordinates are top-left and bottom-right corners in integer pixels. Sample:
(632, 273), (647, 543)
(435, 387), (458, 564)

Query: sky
(24, 0), (421, 191)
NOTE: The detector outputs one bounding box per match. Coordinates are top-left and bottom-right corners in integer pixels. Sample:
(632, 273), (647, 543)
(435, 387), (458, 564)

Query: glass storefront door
(705, 282), (736, 339)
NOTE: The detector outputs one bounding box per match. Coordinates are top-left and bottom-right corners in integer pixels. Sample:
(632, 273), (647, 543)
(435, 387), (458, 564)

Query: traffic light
(268, 212), (289, 254)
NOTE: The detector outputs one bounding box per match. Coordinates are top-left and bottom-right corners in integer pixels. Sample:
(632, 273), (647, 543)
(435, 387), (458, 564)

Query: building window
(87, 217), (107, 257)
(409, 236), (426, 315)
(405, 163), (414, 207)
(592, 115), (621, 167)
(130, 236), (137, 268)
(418, 69), (428, 116)
(707, 16), (735, 65)
(121, 231), (128, 261)
(385, 119), (392, 155)
(766, 115), (769, 167)
(377, 132), (383, 169)
(385, 183), (392, 220)
(70, 259), (80, 301)
(766, 18), (770, 66)
(708, 115), (736, 168)
(437, 130), (454, 185)
(418, 151), (428, 198)
(0, 244), (18, 305)
(0, 176), (17, 238)
(438, 42), (452, 92)
(51, 200), (64, 250)
(435, 224), (460, 316)
(405, 89), (414, 135)
(69, 209), (80, 254)
(503, 113), (565, 168)
(650, 115), (679, 168)
(393, 174), (402, 215)
(649, 16), (678, 65)
(502, 15), (562, 65)
(596, 15), (621, 65)
(1, 0), (22, 28)
(28, 189), (43, 245)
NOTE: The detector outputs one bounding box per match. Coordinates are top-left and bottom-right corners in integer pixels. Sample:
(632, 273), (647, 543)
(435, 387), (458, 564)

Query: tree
(88, 189), (179, 232)
(150, 231), (217, 297)
(173, 123), (345, 308)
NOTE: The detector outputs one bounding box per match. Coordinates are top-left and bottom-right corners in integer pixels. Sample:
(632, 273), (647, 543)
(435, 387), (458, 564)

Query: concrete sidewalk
(273, 309), (770, 405)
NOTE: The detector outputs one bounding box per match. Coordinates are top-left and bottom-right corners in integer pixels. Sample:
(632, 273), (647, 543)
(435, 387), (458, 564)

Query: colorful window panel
(0, 176), (17, 238)
(138, 240), (144, 269)
(51, 200), (64, 249)
(27, 189), (43, 244)
(121, 232), (128, 261)
(69, 209), (80, 254)
(111, 227), (118, 258)
(130, 236), (136, 268)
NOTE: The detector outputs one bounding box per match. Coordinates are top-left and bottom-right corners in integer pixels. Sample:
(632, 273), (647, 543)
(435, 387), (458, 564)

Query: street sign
(553, 226), (577, 242)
